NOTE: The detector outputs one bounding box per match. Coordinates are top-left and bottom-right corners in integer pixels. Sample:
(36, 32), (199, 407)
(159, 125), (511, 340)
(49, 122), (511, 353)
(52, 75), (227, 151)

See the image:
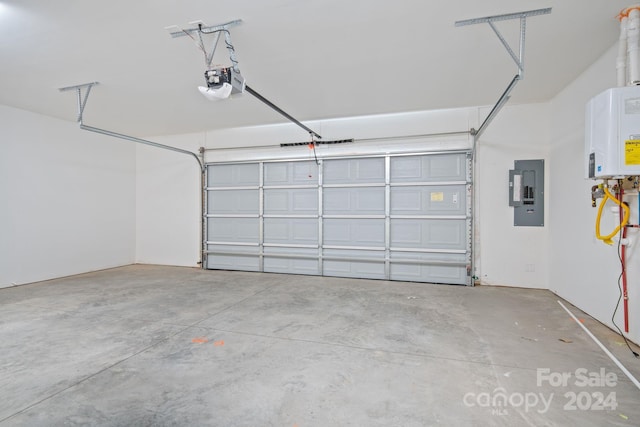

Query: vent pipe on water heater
(619, 5), (640, 85)
(629, 7), (640, 84)
(617, 13), (628, 86)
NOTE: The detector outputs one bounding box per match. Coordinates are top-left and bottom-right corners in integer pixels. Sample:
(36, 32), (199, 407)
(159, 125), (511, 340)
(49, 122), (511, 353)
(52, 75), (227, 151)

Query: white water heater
(585, 85), (640, 178)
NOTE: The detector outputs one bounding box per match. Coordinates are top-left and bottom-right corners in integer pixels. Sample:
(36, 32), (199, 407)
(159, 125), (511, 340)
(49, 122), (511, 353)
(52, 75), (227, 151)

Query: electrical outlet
(525, 264), (535, 272)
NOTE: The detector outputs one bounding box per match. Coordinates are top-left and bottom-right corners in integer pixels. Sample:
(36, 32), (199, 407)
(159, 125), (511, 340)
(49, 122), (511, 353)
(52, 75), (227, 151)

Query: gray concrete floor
(1, 265), (639, 426)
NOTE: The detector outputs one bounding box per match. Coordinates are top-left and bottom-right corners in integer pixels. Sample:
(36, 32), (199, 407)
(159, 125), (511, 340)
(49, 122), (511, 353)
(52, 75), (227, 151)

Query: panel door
(206, 152), (471, 285)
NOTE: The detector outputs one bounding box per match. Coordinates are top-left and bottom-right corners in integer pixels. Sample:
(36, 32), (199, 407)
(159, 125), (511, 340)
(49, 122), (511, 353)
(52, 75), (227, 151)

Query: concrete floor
(1, 265), (639, 426)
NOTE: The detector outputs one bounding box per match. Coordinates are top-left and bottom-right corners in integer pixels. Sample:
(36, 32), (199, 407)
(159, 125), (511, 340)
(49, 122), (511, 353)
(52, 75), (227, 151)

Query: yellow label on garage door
(430, 192), (444, 202)
(625, 139), (640, 165)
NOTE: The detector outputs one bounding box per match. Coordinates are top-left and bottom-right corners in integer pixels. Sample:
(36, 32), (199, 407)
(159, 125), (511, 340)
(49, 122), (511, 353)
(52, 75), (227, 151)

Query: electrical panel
(585, 85), (640, 179)
(509, 159), (544, 226)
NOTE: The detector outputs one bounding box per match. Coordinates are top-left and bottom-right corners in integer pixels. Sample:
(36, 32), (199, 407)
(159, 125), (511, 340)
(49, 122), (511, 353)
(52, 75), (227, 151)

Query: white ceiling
(0, 0), (631, 137)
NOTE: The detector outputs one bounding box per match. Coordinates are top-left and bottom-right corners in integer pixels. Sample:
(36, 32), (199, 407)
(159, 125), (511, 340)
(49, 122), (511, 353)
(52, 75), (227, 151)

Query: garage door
(205, 151), (472, 285)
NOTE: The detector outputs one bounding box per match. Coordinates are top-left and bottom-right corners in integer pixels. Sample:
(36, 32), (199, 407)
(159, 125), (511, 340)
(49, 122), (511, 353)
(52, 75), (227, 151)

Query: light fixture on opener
(198, 68), (233, 100)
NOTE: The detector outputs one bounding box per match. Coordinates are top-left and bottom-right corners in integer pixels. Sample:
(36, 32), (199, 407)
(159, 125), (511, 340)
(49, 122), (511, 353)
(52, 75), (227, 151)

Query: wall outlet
(525, 264), (535, 272)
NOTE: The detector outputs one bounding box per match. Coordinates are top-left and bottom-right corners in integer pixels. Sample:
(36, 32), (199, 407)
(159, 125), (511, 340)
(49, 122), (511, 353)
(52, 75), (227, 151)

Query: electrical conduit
(618, 188), (630, 332)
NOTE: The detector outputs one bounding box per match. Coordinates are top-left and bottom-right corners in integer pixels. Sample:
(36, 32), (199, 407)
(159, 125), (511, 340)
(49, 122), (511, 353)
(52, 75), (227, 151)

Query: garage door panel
(208, 218), (259, 243)
(390, 219), (466, 250)
(207, 254), (260, 271)
(323, 260), (386, 280)
(208, 163), (259, 187)
(264, 218), (318, 245)
(264, 257), (319, 275)
(207, 244), (259, 255)
(323, 261), (386, 279)
(264, 189), (318, 214)
(391, 186), (466, 215)
(429, 221), (465, 247)
(390, 251), (466, 263)
(429, 154), (465, 179)
(389, 251), (467, 284)
(264, 161), (318, 185)
(323, 158), (384, 184)
(323, 248), (384, 260)
(391, 154), (466, 182)
(263, 248), (319, 275)
(324, 187), (385, 215)
(324, 219), (385, 247)
(208, 190), (259, 214)
(390, 264), (467, 284)
(206, 244), (260, 271)
(323, 246), (386, 280)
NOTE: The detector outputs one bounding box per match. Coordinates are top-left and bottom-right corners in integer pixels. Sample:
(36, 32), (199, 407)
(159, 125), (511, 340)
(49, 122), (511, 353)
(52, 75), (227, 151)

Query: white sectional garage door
(206, 151), (472, 285)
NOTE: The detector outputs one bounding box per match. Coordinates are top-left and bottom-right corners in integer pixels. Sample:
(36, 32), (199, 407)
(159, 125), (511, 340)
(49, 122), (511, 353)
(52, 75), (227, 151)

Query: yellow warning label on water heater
(625, 139), (640, 165)
(430, 192), (444, 202)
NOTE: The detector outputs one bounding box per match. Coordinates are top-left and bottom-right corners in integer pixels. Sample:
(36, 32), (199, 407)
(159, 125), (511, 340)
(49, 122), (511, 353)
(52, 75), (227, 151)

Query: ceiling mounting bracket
(456, 7), (552, 139)
(167, 19), (242, 39)
(59, 81), (204, 172)
(59, 81), (99, 123)
(456, 8), (551, 78)
(167, 19), (242, 71)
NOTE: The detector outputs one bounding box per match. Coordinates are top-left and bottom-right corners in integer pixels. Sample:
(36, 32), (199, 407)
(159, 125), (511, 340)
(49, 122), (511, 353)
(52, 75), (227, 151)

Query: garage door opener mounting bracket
(58, 81), (204, 171)
(455, 7), (551, 140)
(168, 19), (322, 140)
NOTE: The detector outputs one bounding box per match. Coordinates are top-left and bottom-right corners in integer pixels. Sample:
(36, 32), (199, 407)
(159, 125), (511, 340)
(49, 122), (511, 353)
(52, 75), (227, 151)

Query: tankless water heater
(585, 85), (640, 179)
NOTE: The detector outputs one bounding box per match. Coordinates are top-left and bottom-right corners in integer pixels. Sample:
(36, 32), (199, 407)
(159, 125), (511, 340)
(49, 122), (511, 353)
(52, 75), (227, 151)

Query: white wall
(475, 103), (551, 288)
(0, 105), (136, 288)
(549, 44), (640, 343)
(135, 134), (203, 267)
